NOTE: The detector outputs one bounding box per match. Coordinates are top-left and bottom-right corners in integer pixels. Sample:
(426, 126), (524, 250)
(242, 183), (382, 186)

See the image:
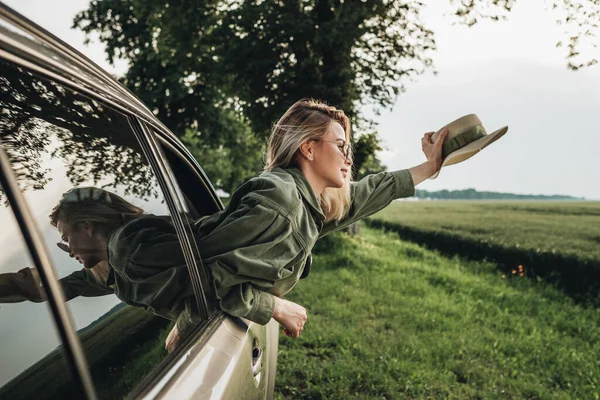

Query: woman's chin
(327, 179), (345, 189)
(82, 256), (101, 269)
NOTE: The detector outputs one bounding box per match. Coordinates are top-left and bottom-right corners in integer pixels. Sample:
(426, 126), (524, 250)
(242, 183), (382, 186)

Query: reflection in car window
(0, 188), (70, 395)
(0, 60), (200, 399)
(0, 18), (130, 111)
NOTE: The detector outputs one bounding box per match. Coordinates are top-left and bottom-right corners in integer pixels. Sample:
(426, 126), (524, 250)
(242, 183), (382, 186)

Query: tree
(180, 113), (266, 194)
(73, 1), (265, 194)
(74, 0), (438, 187)
(211, 1), (435, 133)
(73, 0), (598, 194)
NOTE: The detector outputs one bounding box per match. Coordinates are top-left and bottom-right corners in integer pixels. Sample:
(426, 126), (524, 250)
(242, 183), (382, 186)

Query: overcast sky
(3, 0), (600, 199)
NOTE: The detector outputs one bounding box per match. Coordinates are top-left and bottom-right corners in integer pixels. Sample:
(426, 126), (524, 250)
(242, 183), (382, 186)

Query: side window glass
(0, 61), (204, 399)
(156, 138), (222, 218)
(0, 185), (68, 397)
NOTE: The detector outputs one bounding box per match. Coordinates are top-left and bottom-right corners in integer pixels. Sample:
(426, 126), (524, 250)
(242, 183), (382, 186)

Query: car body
(0, 3), (278, 399)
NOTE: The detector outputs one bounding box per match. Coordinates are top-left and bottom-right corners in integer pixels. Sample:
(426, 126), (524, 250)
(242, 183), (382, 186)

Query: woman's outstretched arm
(320, 129), (448, 236)
(0, 267), (111, 303)
(0, 268), (45, 302)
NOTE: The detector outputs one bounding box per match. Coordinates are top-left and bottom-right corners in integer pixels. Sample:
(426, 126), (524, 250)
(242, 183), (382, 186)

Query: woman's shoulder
(233, 168), (301, 209)
(109, 215), (174, 252)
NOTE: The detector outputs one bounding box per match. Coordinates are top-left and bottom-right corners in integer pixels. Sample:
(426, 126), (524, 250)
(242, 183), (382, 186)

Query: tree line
(414, 188), (585, 200)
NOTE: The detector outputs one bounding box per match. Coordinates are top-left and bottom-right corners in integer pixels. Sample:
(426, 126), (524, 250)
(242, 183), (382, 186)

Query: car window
(156, 137), (222, 219)
(0, 60), (205, 399)
(146, 132), (222, 309)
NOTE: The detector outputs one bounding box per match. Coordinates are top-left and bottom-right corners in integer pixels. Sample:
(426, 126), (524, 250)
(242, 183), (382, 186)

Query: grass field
(370, 201), (600, 262)
(274, 225), (600, 399)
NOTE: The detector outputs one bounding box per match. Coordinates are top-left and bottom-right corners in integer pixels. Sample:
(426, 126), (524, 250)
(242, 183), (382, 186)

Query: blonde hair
(264, 99), (353, 222)
(50, 187), (145, 282)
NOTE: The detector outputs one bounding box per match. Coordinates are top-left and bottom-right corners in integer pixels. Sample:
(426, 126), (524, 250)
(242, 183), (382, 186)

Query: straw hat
(430, 114), (508, 179)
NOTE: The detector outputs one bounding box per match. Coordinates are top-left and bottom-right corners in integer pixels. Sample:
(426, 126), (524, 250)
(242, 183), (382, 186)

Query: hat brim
(429, 126), (508, 180)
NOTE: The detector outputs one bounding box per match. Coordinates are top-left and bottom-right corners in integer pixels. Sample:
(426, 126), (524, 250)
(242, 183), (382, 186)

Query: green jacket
(0, 167), (414, 336)
(191, 167), (415, 329)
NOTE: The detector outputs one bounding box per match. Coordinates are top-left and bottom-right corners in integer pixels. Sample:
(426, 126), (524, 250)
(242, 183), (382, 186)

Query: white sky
(3, 0), (600, 199)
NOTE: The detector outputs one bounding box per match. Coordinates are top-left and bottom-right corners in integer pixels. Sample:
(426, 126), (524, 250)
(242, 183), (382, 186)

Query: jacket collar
(104, 263), (116, 287)
(281, 166), (326, 223)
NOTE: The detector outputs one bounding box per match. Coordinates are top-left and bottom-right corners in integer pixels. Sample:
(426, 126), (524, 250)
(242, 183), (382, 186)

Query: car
(0, 3), (278, 399)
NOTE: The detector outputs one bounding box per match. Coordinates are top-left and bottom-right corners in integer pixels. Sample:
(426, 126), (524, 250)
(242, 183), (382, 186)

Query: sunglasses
(57, 240), (70, 253)
(317, 139), (351, 160)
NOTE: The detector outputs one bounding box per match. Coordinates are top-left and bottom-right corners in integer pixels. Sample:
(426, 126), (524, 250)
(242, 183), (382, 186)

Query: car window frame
(143, 122), (226, 298)
(130, 119), (213, 319)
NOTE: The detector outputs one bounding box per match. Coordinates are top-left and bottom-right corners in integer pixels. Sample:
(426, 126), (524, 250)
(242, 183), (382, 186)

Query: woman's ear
(81, 221), (94, 237)
(299, 140), (315, 161)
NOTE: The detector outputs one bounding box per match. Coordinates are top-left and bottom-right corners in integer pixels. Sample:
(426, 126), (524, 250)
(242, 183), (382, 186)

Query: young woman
(169, 98), (446, 349)
(0, 99), (448, 352)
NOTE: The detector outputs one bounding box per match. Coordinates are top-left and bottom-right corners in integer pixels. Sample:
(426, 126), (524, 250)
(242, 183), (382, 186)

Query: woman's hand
(272, 297), (307, 338)
(165, 323), (181, 353)
(409, 128), (449, 185)
(421, 128), (449, 173)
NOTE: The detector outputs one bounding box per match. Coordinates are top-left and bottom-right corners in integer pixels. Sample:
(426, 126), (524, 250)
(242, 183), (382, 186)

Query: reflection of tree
(0, 61), (158, 200)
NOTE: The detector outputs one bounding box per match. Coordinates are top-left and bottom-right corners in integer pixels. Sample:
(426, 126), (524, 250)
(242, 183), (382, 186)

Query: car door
(0, 6), (279, 398)
(0, 53), (223, 399)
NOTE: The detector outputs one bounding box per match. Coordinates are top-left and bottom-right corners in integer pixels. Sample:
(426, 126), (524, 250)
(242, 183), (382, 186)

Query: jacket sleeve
(198, 193), (300, 325)
(320, 169), (415, 236)
(0, 267), (111, 303)
(59, 269), (113, 300)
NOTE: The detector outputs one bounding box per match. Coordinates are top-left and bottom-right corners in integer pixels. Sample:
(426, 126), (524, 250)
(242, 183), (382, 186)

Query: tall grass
(274, 225), (600, 399)
(368, 201), (600, 305)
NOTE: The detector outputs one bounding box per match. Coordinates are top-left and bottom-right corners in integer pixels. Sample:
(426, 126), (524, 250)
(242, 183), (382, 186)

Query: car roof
(0, 3), (182, 147)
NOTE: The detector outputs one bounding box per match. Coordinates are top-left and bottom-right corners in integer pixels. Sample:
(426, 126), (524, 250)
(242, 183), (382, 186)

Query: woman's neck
(297, 164), (325, 198)
(91, 260), (111, 283)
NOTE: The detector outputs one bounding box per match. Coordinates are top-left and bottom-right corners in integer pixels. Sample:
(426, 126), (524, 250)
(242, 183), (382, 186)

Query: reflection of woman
(0, 189), (145, 304)
(0, 187), (201, 346)
(0, 99), (448, 352)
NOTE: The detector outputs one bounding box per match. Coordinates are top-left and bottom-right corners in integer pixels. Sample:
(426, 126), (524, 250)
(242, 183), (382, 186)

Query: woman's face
(56, 219), (107, 269)
(312, 121), (353, 188)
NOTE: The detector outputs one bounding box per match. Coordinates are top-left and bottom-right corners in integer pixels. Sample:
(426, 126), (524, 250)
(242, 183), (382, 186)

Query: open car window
(0, 60), (207, 399)
(143, 129), (221, 309)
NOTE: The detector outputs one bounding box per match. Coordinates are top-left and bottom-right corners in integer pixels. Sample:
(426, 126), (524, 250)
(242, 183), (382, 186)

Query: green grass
(274, 226), (600, 399)
(371, 201), (600, 263)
